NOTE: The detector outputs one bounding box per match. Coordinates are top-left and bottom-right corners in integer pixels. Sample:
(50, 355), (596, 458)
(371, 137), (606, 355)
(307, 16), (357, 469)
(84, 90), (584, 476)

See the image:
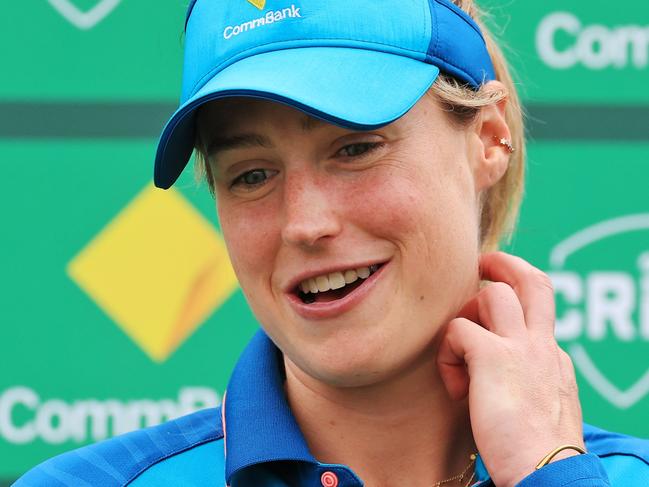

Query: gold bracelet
(535, 445), (587, 470)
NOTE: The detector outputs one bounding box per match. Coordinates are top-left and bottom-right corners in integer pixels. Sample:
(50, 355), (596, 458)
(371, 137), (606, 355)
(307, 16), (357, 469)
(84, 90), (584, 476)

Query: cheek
(347, 159), (480, 311)
(218, 200), (278, 294)
(345, 161), (477, 251)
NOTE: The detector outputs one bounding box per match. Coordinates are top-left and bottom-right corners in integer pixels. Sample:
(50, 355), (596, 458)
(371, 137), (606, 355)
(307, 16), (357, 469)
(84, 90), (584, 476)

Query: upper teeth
(299, 265), (378, 294)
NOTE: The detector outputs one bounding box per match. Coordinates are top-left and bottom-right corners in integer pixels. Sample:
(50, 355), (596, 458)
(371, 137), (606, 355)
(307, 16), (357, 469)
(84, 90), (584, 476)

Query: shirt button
(321, 471), (339, 487)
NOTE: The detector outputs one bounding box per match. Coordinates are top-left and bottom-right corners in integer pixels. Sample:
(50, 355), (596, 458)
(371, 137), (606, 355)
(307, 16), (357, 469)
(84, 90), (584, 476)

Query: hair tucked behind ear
(429, 0), (525, 252)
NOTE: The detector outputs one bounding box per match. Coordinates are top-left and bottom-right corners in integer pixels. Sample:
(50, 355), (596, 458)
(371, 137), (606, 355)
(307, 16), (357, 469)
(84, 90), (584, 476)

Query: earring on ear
(493, 136), (515, 153)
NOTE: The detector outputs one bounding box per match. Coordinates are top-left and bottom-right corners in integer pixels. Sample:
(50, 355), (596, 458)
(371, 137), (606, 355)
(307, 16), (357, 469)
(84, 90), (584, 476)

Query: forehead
(195, 94), (454, 153)
(196, 98), (328, 136)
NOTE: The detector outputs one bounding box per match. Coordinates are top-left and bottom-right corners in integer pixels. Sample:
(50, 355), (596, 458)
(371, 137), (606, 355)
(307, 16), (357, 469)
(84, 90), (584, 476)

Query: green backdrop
(2, 0), (648, 482)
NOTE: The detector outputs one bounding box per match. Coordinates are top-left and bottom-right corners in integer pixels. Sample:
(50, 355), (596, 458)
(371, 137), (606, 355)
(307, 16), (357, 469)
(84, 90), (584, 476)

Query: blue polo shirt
(15, 331), (649, 486)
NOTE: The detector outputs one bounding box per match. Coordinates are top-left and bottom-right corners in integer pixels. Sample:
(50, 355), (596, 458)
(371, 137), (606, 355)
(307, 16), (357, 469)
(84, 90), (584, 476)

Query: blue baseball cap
(154, 0), (495, 189)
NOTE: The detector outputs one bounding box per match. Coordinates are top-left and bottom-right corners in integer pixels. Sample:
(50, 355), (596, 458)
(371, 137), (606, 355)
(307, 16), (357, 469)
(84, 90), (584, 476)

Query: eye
(337, 142), (383, 158)
(230, 169), (276, 190)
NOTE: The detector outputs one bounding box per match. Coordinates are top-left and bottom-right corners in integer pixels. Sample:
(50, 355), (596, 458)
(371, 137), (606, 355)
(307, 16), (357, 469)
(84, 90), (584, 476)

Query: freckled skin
(197, 96), (484, 388)
(195, 94), (582, 487)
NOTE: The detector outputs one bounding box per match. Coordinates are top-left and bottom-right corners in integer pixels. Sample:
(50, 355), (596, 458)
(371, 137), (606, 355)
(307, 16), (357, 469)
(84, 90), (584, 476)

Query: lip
(286, 261), (389, 320)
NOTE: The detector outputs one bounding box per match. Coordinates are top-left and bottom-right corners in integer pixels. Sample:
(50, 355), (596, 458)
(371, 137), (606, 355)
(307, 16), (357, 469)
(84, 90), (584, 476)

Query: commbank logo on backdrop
(67, 185), (238, 362)
(0, 386), (219, 445)
(47, 0), (122, 30)
(536, 12), (649, 70)
(548, 214), (649, 409)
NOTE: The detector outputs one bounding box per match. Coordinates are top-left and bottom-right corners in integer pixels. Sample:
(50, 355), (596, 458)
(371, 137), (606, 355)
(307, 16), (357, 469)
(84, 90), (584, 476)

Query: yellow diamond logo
(67, 184), (238, 362)
(247, 0), (266, 10)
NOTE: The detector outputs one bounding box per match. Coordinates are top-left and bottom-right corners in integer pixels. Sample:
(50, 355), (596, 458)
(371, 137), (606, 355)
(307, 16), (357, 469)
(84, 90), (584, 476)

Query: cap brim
(154, 47), (440, 189)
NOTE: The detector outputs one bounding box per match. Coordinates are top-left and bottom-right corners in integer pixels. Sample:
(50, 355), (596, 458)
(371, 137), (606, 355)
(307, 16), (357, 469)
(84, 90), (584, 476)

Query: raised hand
(437, 252), (585, 487)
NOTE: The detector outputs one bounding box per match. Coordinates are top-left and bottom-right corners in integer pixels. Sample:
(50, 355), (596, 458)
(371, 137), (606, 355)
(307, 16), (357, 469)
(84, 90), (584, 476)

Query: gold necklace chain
(431, 453), (478, 487)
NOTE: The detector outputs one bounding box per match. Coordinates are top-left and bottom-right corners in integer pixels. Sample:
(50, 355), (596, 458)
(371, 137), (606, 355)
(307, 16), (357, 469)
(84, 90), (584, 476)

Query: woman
(16, 0), (649, 485)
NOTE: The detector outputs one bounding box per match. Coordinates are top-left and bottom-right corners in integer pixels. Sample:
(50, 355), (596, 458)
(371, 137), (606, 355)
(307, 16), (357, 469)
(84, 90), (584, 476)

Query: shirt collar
(223, 330), (317, 483)
(222, 329), (493, 486)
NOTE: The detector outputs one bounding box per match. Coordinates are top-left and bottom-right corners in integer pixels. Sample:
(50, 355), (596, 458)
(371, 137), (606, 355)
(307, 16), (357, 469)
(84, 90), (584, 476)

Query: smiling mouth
(294, 264), (383, 304)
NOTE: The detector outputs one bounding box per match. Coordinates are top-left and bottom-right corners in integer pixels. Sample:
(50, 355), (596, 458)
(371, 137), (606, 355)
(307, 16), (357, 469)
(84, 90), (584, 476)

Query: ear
(468, 81), (512, 192)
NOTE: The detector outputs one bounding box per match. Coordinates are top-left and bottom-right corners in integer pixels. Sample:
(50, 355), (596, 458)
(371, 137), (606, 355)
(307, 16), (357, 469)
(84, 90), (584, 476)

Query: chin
(305, 360), (391, 388)
(290, 335), (417, 389)
(266, 302), (445, 388)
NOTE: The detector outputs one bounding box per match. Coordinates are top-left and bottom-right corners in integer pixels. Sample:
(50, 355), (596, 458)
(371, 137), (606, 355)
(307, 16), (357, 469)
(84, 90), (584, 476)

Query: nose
(281, 171), (342, 248)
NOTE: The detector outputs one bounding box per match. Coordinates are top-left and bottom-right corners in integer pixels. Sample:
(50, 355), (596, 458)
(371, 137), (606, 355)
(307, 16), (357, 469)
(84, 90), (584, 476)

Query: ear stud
(494, 136), (515, 153)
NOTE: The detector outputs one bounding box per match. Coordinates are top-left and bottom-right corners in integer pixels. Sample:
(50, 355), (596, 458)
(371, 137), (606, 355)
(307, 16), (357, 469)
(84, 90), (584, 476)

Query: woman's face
(198, 95), (489, 387)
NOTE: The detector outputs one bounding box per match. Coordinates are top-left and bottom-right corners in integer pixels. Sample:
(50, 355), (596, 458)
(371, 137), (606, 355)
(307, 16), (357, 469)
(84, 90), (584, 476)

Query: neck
(284, 349), (476, 487)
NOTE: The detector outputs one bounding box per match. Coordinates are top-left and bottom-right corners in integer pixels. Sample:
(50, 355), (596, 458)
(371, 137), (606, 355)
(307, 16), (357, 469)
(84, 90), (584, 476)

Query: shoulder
(584, 423), (649, 485)
(14, 407), (225, 487)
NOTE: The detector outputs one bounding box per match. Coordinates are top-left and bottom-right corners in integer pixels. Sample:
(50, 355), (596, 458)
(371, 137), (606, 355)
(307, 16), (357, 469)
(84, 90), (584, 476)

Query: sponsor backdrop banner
(485, 2), (649, 104)
(1, 0), (648, 482)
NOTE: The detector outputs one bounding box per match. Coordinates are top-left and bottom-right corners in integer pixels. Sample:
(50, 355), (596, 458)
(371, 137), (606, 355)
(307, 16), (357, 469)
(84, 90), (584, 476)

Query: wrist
(498, 444), (587, 487)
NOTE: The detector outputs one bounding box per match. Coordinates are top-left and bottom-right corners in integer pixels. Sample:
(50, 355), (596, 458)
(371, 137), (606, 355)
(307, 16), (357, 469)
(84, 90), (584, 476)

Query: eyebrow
(204, 115), (329, 159)
(205, 133), (274, 159)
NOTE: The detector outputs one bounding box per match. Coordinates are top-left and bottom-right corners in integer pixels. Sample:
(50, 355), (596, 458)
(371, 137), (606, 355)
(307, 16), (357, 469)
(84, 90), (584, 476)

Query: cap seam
(426, 0), (480, 86)
(434, 0), (485, 42)
(427, 0), (439, 65)
(420, 0), (430, 54)
(187, 39), (427, 100)
(427, 0), (490, 86)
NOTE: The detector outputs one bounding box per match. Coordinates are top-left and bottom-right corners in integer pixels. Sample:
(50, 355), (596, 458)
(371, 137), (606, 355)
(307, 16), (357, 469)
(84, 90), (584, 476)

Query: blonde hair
(194, 0), (525, 252)
(430, 1), (526, 252)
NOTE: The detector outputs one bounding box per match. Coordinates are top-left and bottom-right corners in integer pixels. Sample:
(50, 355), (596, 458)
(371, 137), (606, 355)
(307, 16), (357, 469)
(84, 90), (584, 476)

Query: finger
(480, 252), (555, 334)
(457, 283), (526, 337)
(476, 282), (526, 338)
(437, 318), (493, 400)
